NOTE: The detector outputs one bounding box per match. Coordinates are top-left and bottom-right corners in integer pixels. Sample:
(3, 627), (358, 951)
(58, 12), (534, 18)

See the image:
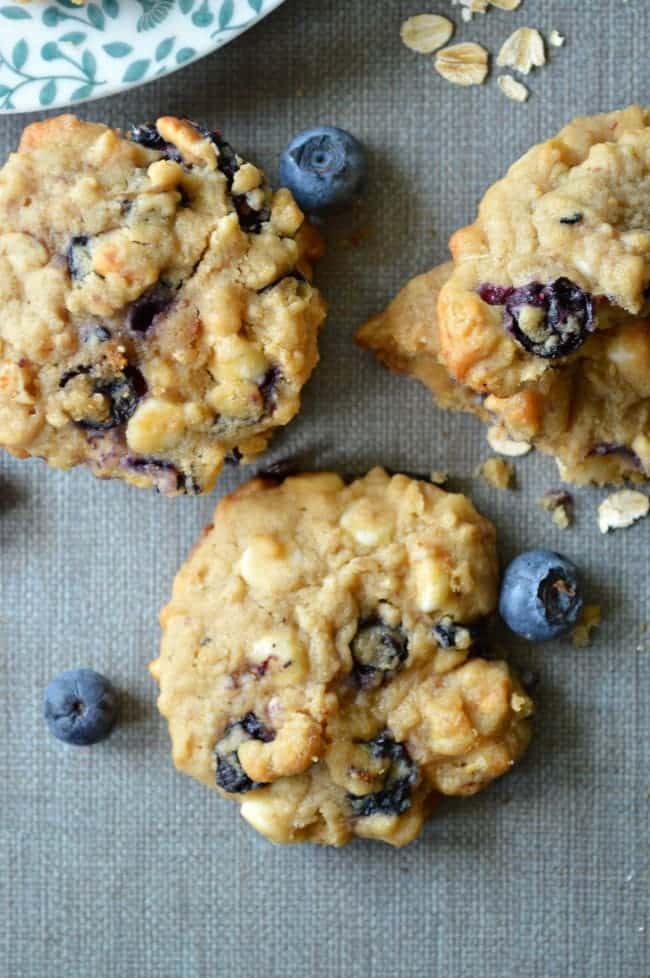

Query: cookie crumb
(401, 14), (454, 54)
(487, 423), (532, 456)
(451, 0), (489, 21)
(510, 691), (531, 715)
(597, 490), (649, 534)
(498, 75), (530, 102)
(497, 27), (546, 75)
(548, 29), (565, 47)
(430, 470), (448, 485)
(435, 42), (490, 86)
(475, 457), (515, 489)
(572, 604), (601, 648)
(538, 489), (573, 529)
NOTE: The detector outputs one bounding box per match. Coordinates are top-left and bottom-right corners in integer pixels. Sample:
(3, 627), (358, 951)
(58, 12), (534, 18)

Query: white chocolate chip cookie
(360, 107), (650, 487)
(0, 115), (326, 494)
(152, 468), (533, 847)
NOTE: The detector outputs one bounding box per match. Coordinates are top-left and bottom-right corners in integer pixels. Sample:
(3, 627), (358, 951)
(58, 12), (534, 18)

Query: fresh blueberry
(499, 549), (583, 641)
(215, 712), (274, 794)
(279, 126), (367, 216)
(350, 620), (407, 689)
(43, 669), (118, 746)
(348, 731), (418, 818)
(479, 278), (595, 359)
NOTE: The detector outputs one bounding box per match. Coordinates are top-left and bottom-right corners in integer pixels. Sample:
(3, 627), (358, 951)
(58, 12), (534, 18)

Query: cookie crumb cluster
(475, 456), (514, 490)
(572, 605), (601, 649)
(538, 490), (574, 530)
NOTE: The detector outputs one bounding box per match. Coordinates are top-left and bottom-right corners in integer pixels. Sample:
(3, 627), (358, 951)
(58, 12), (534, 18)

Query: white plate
(0, 0), (286, 114)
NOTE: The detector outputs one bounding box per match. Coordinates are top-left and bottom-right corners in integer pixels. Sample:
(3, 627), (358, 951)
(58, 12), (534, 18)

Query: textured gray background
(1, 1), (649, 976)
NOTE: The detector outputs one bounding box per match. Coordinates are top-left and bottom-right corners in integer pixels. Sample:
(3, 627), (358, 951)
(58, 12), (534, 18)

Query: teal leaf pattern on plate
(59, 32), (88, 44)
(191, 0), (213, 28)
(102, 0), (119, 18)
(39, 77), (56, 104)
(218, 0), (233, 27)
(175, 46), (195, 63)
(0, 0), (285, 112)
(136, 0), (173, 32)
(103, 41), (133, 56)
(86, 4), (105, 30)
(0, 6), (31, 20)
(12, 39), (28, 69)
(155, 36), (174, 60)
(122, 57), (150, 81)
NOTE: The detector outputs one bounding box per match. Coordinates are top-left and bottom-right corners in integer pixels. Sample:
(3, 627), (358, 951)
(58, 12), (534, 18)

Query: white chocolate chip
(414, 557), (451, 613)
(598, 490), (649, 534)
(340, 498), (394, 547)
(231, 163), (263, 195)
(249, 628), (308, 684)
(487, 423), (532, 456)
(240, 796), (287, 841)
(146, 159), (183, 191)
(239, 535), (303, 592)
(497, 27), (546, 75)
(435, 43), (489, 87)
(126, 398), (186, 453)
(400, 15), (454, 54)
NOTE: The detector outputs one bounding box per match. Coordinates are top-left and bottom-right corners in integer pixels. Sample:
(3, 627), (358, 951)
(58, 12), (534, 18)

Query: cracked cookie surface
(151, 468), (533, 847)
(360, 107), (650, 485)
(0, 115), (326, 494)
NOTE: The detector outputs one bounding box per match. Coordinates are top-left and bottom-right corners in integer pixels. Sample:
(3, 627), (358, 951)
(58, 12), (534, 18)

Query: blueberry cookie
(151, 468), (533, 847)
(0, 115), (325, 494)
(356, 262), (489, 420)
(361, 107), (650, 485)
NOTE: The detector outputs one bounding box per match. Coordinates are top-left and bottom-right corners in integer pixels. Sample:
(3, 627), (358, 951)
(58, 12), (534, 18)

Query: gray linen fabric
(1, 1), (648, 975)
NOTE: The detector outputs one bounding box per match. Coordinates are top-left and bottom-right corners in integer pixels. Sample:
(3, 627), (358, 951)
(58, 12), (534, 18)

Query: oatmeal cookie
(360, 107), (650, 485)
(152, 468), (533, 847)
(356, 262), (489, 419)
(0, 115), (325, 494)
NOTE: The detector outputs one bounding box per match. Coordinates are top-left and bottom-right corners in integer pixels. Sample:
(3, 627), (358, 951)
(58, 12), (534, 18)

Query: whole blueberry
(499, 549), (583, 642)
(43, 669), (118, 746)
(279, 126), (366, 216)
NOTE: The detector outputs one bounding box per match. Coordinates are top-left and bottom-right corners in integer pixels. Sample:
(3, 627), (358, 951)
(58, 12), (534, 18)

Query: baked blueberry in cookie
(350, 620), (408, 689)
(347, 732), (418, 818)
(0, 115), (326, 494)
(151, 468), (534, 847)
(358, 107), (650, 486)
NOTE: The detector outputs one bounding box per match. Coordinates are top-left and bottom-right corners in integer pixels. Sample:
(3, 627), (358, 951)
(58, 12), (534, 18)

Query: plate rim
(0, 0), (288, 116)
